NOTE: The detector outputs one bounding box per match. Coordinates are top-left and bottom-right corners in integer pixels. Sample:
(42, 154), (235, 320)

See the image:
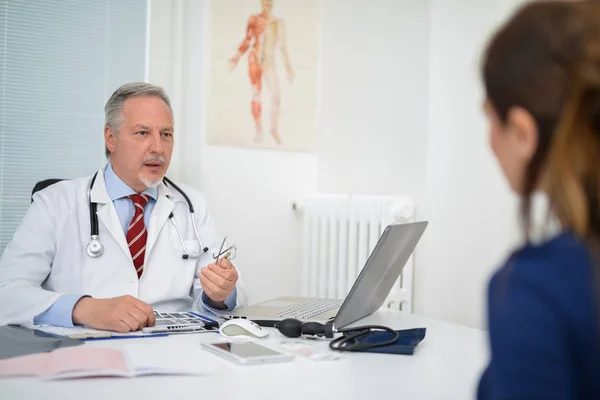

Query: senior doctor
(0, 82), (247, 332)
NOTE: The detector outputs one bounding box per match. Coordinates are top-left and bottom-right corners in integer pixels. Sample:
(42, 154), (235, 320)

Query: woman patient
(477, 1), (600, 398)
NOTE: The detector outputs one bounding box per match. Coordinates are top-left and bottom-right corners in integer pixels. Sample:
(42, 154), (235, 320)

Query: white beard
(139, 175), (162, 189)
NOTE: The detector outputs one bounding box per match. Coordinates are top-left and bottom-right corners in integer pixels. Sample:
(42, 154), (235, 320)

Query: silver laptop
(223, 221), (428, 330)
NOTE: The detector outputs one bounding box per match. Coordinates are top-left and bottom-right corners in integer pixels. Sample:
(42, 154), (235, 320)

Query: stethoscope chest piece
(86, 235), (104, 258)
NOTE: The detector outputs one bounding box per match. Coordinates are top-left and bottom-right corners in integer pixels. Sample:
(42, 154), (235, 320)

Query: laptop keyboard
(274, 299), (344, 319)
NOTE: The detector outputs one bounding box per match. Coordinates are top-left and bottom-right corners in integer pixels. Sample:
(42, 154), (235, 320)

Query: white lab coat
(0, 168), (247, 326)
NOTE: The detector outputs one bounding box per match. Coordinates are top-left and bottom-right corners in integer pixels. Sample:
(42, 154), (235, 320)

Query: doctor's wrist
(72, 296), (94, 325)
(208, 300), (227, 310)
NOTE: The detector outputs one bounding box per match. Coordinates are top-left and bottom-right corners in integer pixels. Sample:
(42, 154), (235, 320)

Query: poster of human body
(207, 0), (321, 151)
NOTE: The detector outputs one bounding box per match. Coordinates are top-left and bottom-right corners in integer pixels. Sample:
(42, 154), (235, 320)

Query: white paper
(23, 324), (155, 338)
(124, 343), (218, 376)
(279, 341), (341, 361)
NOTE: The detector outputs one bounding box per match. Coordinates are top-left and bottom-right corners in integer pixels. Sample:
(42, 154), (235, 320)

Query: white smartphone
(201, 341), (295, 365)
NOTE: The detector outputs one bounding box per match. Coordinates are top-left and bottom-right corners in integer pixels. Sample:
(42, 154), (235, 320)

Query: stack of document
(22, 324), (166, 340)
(0, 344), (217, 379)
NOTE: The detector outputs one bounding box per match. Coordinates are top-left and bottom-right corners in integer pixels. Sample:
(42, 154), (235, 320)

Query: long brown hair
(482, 0), (600, 301)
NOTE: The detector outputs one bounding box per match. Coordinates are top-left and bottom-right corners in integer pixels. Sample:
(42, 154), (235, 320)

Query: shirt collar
(103, 163), (158, 202)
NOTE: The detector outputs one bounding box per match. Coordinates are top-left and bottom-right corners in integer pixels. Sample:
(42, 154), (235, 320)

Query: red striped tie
(127, 194), (149, 279)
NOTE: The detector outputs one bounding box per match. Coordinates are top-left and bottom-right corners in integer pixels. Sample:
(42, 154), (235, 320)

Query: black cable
(163, 177), (209, 253)
(250, 320), (279, 328)
(329, 325), (400, 352)
(88, 172), (99, 236)
(273, 318), (401, 352)
(87, 173), (208, 254)
(163, 176), (194, 213)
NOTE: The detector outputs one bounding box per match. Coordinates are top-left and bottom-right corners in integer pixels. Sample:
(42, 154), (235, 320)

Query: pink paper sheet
(0, 347), (129, 378)
(0, 353), (45, 377)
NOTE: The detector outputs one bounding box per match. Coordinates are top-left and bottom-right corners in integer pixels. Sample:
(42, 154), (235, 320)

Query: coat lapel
(90, 168), (131, 259)
(145, 181), (174, 259)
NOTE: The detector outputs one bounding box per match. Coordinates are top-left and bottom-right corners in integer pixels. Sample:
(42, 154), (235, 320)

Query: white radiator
(294, 194), (416, 313)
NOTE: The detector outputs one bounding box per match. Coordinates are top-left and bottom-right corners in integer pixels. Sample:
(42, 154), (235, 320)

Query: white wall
(148, 0), (531, 329)
(147, 0), (171, 169)
(318, 0), (527, 329)
(317, 0), (431, 317)
(421, 0), (525, 328)
(318, 0), (430, 202)
(316, 0), (527, 329)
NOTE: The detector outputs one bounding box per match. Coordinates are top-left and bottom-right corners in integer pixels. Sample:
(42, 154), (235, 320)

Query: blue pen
(81, 333), (169, 341)
(189, 311), (218, 324)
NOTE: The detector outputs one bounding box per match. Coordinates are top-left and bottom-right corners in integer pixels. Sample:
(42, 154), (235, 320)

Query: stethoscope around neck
(85, 171), (209, 259)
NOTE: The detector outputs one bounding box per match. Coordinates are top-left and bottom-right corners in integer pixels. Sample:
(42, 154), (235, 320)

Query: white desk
(0, 309), (489, 400)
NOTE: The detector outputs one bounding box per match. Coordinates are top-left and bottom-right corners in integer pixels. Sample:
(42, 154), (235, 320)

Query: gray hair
(104, 82), (172, 158)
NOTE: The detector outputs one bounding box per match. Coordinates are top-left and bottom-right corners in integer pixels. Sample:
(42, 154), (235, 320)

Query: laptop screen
(333, 221), (428, 330)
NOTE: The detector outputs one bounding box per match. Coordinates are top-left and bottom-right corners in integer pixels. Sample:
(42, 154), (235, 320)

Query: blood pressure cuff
(344, 328), (426, 355)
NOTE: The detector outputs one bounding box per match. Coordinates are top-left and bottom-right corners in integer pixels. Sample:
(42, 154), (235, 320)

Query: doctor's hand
(72, 295), (156, 333)
(199, 258), (239, 305)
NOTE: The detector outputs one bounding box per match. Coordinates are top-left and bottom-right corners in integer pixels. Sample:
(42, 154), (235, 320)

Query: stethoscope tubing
(85, 171), (208, 258)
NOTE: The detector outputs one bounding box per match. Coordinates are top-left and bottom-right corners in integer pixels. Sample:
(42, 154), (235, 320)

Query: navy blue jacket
(478, 231), (600, 399)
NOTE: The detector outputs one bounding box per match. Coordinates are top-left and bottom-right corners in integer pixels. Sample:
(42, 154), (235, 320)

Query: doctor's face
(104, 95), (174, 193)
